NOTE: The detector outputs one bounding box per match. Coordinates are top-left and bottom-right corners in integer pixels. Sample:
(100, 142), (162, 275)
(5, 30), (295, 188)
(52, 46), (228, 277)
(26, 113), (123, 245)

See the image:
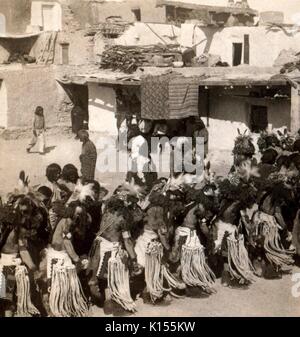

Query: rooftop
(56, 65), (299, 87)
(156, 0), (258, 16)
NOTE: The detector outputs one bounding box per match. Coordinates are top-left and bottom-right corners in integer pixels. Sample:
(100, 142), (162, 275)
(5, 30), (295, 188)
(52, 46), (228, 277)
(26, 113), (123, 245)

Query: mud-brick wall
(62, 0), (165, 26)
(204, 87), (291, 150)
(32, 30), (94, 65)
(1, 65), (70, 128)
(0, 0), (31, 34)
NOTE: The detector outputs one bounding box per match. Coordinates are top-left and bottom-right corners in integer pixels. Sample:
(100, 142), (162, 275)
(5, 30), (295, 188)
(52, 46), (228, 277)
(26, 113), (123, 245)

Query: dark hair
(46, 163), (62, 182)
(78, 130), (89, 139)
(293, 139), (300, 153)
(261, 149), (278, 165)
(35, 106), (44, 117)
(265, 135), (279, 148)
(289, 153), (300, 170)
(37, 186), (53, 200)
(104, 197), (126, 215)
(276, 155), (290, 169)
(62, 164), (79, 184)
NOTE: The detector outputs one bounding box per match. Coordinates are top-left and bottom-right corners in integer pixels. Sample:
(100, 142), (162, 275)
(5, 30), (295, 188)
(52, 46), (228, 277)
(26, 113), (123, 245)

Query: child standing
(27, 106), (46, 154)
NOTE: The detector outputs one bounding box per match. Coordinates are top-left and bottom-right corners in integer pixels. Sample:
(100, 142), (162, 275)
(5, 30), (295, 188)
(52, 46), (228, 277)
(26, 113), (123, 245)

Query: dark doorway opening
(61, 43), (69, 65)
(244, 34), (250, 65)
(59, 83), (89, 134)
(250, 105), (268, 133)
(132, 8), (141, 22)
(233, 43), (243, 66)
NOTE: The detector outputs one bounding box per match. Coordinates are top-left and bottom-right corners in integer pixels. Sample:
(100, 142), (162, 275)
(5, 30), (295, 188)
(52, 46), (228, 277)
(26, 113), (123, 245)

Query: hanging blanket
(141, 74), (201, 120)
(168, 77), (199, 119)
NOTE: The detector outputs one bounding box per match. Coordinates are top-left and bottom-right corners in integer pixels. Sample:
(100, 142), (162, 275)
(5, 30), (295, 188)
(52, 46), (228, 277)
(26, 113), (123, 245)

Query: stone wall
(0, 0), (31, 34)
(0, 65), (71, 128)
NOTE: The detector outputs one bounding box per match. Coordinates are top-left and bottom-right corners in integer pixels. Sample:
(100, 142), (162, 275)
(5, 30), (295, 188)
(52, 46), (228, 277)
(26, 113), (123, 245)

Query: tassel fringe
(108, 250), (136, 312)
(145, 242), (170, 303)
(15, 265), (40, 317)
(49, 264), (88, 317)
(262, 223), (295, 269)
(227, 235), (255, 283)
(181, 244), (216, 292)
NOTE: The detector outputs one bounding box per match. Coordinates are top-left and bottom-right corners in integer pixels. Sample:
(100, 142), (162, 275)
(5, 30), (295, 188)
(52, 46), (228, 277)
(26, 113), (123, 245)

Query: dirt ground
(0, 132), (299, 317)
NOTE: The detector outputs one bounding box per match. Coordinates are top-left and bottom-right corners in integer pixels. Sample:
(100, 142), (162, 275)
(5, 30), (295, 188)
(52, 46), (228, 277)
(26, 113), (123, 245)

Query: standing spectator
(26, 106), (46, 154)
(71, 105), (88, 139)
(78, 130), (97, 181)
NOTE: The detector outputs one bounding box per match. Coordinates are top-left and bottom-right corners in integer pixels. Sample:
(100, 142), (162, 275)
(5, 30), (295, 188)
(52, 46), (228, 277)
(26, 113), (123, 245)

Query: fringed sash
(107, 249), (136, 312)
(227, 235), (255, 283)
(145, 239), (185, 303)
(215, 220), (255, 283)
(252, 212), (295, 269)
(94, 236), (136, 312)
(176, 226), (216, 291)
(0, 254), (40, 317)
(46, 248), (88, 317)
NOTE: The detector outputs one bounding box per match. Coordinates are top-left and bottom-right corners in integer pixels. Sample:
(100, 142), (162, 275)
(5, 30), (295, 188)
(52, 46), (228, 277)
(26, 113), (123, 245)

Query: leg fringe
(181, 245), (216, 292)
(161, 265), (186, 291)
(49, 264), (88, 317)
(227, 235), (255, 283)
(262, 222), (295, 269)
(15, 266), (40, 317)
(145, 242), (170, 303)
(108, 250), (136, 312)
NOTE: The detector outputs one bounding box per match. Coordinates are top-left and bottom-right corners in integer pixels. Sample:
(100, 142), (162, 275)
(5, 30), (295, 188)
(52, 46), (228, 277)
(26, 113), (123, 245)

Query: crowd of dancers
(0, 127), (300, 317)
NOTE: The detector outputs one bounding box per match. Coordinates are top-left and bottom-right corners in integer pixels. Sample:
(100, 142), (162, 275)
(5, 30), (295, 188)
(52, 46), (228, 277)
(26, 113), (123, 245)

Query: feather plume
(236, 160), (260, 181)
(116, 179), (144, 198)
(69, 180), (96, 203)
(233, 130), (255, 157)
(17, 171), (30, 194)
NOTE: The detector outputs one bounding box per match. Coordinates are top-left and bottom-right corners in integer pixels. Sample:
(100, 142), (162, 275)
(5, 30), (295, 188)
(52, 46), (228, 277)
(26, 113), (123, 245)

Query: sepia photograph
(0, 0), (299, 321)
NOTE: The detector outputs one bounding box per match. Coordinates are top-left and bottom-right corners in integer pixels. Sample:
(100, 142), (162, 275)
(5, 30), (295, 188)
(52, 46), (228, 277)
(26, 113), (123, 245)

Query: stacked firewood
(100, 44), (181, 74)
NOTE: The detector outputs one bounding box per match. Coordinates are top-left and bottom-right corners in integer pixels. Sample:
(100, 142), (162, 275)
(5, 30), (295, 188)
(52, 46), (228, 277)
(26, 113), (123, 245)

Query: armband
(159, 227), (168, 235)
(63, 232), (72, 240)
(122, 231), (131, 239)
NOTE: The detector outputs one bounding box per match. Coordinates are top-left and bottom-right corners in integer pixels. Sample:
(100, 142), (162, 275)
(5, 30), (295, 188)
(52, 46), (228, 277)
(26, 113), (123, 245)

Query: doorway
(233, 43), (243, 66)
(250, 105), (268, 133)
(42, 4), (55, 31)
(132, 8), (141, 22)
(0, 80), (8, 128)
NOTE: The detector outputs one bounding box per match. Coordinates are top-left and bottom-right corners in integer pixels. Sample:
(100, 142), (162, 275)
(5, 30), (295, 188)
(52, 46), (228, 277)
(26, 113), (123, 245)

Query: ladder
(37, 31), (58, 64)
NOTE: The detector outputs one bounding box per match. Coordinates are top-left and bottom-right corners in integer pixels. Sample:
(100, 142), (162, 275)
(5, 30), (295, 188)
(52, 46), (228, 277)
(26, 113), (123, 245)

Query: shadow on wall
(202, 27), (225, 54)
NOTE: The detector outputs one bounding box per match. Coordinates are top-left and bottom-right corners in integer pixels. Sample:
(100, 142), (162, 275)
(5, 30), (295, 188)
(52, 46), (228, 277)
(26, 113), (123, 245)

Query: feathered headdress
(6, 171), (45, 208)
(233, 129), (255, 157)
(70, 180), (96, 203)
(257, 130), (280, 153)
(235, 160), (260, 182)
(277, 128), (295, 152)
(217, 178), (257, 208)
(162, 174), (186, 194)
(114, 179), (145, 201)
